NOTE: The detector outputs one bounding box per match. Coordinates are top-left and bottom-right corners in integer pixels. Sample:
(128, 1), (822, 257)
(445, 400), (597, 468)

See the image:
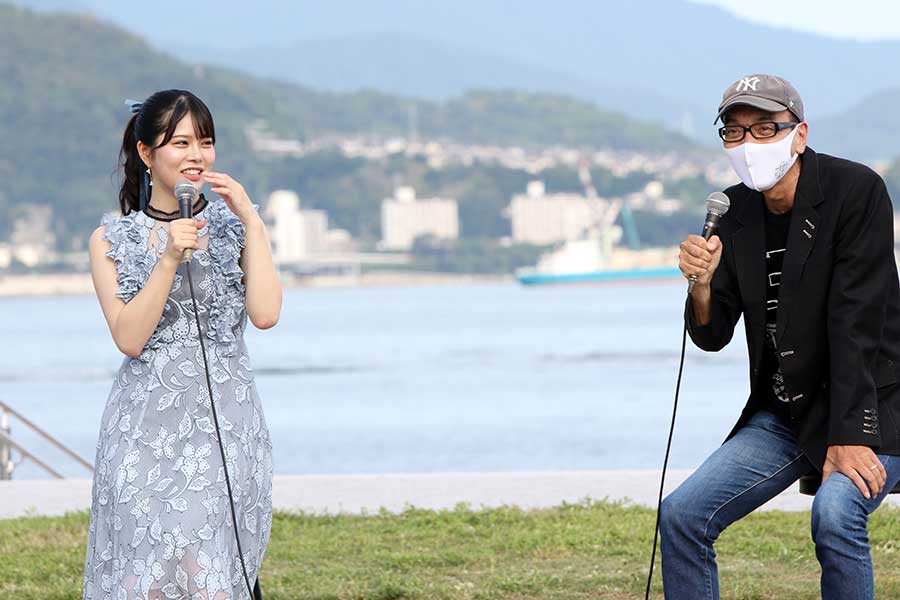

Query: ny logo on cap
(735, 76), (761, 92)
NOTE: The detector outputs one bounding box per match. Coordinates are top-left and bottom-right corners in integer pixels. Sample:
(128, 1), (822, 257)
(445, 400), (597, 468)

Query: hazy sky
(18, 1), (900, 42)
(694, 0), (900, 41)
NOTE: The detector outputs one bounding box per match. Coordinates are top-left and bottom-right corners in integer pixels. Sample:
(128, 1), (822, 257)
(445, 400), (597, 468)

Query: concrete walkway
(7, 469), (897, 520)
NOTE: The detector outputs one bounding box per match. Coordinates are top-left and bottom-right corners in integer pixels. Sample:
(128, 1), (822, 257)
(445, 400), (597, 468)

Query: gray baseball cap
(715, 74), (804, 123)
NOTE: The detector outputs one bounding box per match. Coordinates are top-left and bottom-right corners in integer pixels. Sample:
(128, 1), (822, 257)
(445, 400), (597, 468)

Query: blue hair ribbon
(124, 98), (143, 115)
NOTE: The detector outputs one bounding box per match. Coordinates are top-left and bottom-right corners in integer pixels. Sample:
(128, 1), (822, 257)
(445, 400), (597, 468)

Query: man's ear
(794, 122), (809, 155)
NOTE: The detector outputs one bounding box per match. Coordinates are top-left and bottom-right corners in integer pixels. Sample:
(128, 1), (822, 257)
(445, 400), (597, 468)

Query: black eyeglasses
(718, 121), (799, 143)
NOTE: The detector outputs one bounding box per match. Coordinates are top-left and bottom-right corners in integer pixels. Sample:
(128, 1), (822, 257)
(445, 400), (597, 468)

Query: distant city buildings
(380, 186), (459, 250)
(242, 124), (730, 184)
(0, 244), (11, 269)
(622, 181), (683, 215)
(245, 121), (306, 158)
(507, 180), (685, 246)
(507, 181), (607, 245)
(0, 132), (744, 277)
(265, 190), (353, 264)
(8, 205), (55, 267)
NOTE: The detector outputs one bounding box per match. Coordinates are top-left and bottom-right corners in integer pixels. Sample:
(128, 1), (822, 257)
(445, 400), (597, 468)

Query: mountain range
(13, 0), (900, 159)
(1, 3), (704, 249)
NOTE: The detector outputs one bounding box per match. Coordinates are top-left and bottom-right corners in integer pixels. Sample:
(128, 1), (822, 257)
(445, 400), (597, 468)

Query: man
(661, 73), (900, 600)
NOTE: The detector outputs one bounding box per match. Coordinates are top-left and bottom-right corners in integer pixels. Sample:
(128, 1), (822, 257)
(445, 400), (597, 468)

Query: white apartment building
(265, 190), (330, 263)
(9, 205), (55, 267)
(507, 181), (605, 245)
(381, 186), (459, 250)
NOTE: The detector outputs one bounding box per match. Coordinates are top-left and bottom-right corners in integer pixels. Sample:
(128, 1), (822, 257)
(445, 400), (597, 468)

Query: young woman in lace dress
(83, 89), (282, 599)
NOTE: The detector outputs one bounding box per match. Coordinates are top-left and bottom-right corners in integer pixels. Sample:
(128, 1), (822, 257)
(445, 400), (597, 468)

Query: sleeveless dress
(83, 200), (273, 600)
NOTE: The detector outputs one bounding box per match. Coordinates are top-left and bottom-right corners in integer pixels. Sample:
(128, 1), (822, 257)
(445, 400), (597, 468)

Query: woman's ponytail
(117, 114), (143, 215)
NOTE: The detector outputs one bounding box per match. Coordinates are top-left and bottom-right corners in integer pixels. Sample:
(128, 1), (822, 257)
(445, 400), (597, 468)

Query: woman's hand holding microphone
(163, 218), (207, 266)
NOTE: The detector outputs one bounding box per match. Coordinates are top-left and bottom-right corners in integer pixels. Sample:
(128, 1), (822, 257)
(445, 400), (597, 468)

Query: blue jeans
(659, 409), (900, 600)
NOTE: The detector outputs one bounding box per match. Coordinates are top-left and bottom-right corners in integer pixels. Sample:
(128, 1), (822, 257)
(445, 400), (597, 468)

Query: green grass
(3, 500), (900, 599)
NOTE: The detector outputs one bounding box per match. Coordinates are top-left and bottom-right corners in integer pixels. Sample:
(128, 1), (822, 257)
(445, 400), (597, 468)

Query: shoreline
(4, 469), (890, 519)
(0, 270), (687, 297)
(0, 271), (513, 298)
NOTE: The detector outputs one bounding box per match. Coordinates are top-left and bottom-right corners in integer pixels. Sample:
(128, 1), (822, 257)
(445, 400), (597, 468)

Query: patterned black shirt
(760, 208), (792, 417)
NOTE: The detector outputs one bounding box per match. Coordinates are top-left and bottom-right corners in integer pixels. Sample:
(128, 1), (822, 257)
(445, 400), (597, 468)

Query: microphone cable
(644, 318), (688, 599)
(184, 257), (259, 600)
(644, 195), (728, 597)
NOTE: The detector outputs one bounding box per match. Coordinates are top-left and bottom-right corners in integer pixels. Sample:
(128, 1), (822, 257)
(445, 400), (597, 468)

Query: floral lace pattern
(100, 201), (248, 360)
(84, 201), (273, 600)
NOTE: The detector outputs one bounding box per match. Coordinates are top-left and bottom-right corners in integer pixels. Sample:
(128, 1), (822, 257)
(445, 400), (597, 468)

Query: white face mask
(725, 125), (800, 191)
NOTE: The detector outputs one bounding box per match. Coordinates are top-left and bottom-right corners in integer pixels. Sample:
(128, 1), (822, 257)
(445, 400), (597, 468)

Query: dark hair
(118, 89), (216, 214)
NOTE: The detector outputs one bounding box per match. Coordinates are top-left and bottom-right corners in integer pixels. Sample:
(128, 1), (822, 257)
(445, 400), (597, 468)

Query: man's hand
(823, 445), (886, 499)
(679, 234), (723, 288)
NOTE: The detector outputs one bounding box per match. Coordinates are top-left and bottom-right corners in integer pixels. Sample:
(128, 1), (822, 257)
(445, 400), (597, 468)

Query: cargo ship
(515, 225), (681, 286)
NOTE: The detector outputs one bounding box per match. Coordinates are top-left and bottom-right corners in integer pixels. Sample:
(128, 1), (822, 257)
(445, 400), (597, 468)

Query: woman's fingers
(205, 173), (245, 198)
(203, 171), (232, 185)
(172, 237), (198, 250)
(170, 219), (201, 251)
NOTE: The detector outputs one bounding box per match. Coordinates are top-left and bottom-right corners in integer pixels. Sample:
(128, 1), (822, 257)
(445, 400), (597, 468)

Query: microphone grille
(706, 192), (730, 217)
(174, 180), (197, 200)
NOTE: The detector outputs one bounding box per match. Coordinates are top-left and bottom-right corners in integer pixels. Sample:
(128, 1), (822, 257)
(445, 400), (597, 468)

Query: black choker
(143, 194), (208, 222)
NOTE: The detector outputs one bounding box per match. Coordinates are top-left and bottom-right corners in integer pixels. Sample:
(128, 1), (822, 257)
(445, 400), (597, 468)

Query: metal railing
(0, 400), (94, 480)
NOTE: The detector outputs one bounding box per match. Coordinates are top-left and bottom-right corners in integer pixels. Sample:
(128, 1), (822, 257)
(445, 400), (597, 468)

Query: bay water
(0, 282), (749, 480)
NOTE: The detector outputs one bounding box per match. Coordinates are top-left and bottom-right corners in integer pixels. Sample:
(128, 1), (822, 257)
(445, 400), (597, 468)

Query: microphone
(688, 192), (730, 294)
(174, 180), (198, 263)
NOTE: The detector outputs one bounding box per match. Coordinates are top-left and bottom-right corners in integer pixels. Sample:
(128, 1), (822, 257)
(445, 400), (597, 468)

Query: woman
(83, 89), (281, 599)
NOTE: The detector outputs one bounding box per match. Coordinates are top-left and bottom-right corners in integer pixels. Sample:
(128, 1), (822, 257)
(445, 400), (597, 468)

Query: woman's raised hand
(203, 172), (257, 225)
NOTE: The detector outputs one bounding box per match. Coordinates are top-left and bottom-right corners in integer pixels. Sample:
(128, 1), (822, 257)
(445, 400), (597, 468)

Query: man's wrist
(690, 282), (712, 305)
(691, 281), (711, 295)
(690, 283), (712, 325)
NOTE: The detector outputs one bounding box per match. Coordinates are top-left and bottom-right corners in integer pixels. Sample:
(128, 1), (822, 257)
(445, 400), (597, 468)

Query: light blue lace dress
(83, 200), (273, 600)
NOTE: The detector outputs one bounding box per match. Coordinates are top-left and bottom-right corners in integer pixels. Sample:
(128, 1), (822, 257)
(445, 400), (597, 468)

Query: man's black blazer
(686, 147), (900, 470)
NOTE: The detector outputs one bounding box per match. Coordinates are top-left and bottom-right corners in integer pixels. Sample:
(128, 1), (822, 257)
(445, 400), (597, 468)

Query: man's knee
(811, 474), (869, 546)
(660, 491), (704, 541)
